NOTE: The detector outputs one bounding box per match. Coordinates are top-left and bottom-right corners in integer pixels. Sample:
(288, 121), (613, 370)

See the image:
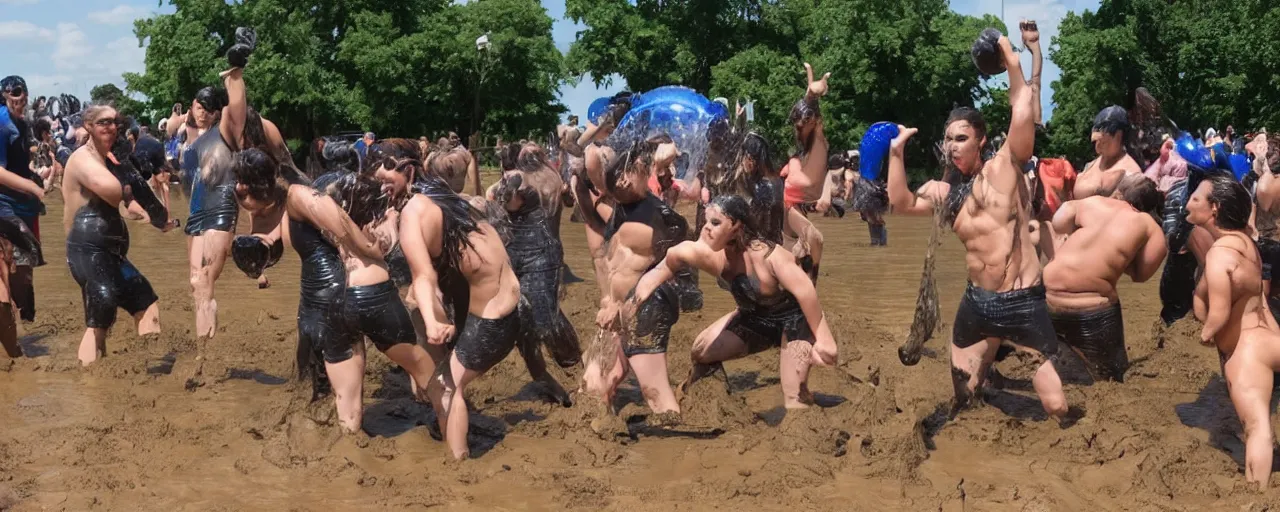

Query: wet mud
(3, 186), (1280, 511)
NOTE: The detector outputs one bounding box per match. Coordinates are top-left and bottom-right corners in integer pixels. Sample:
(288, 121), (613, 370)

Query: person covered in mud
(424, 134), (480, 195)
(572, 92), (631, 297)
(485, 142), (578, 405)
(626, 194), (838, 408)
(398, 172), (523, 460)
(706, 131), (786, 245)
(780, 63), (833, 282)
(0, 76), (45, 326)
(1187, 172), (1280, 490)
(231, 148), (384, 433)
(62, 105), (170, 365)
(886, 22), (1074, 422)
(1244, 134), (1280, 318)
(586, 138), (696, 427)
(1073, 106), (1145, 200)
(1043, 174), (1166, 382)
(645, 140), (701, 207)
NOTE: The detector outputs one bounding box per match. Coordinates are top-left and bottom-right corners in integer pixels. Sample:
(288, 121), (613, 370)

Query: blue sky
(1, 0), (1098, 125)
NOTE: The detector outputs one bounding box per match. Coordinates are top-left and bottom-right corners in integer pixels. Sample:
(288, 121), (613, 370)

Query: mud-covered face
(373, 162), (410, 199)
(190, 100), (213, 129)
(701, 205), (742, 251)
(1185, 180), (1216, 227)
(944, 120), (985, 176)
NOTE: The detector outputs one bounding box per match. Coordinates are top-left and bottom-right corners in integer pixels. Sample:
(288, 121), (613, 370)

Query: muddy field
(2, 185), (1279, 511)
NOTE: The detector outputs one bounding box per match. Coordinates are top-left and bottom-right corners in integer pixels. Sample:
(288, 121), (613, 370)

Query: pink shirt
(1144, 151), (1187, 193)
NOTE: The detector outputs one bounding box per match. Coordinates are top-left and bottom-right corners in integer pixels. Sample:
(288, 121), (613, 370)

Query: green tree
(89, 83), (146, 121)
(124, 0), (565, 145)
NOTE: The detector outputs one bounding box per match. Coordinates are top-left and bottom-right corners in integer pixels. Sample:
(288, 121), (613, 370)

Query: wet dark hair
(788, 98), (820, 155)
(192, 87), (227, 127)
(602, 91), (634, 125)
(709, 194), (749, 224)
(605, 139), (655, 194)
(366, 138), (422, 174)
(1203, 171), (1251, 231)
(945, 107), (988, 141)
(32, 118), (51, 140)
(1118, 174), (1163, 218)
(1092, 105), (1146, 168)
(128, 126), (139, 140)
(315, 137), (360, 176)
(413, 174), (483, 274)
(500, 142), (521, 171)
(240, 106), (268, 151)
(322, 172), (387, 227)
(1264, 135), (1280, 175)
(232, 147), (288, 206)
(827, 153), (847, 171)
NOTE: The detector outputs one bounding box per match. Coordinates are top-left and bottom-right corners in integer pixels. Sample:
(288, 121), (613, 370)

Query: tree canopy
(124, 0), (566, 147)
(89, 83), (146, 122)
(1046, 0), (1280, 163)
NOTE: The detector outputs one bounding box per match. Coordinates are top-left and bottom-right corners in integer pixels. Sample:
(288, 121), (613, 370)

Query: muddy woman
(885, 21), (1073, 423)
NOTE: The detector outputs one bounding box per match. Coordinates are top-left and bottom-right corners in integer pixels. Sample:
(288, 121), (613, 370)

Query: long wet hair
(788, 98), (820, 157)
(413, 174), (484, 274)
(1118, 173), (1163, 218)
(604, 137), (658, 194)
(1202, 171), (1252, 231)
(942, 107), (989, 184)
(321, 172), (387, 228)
(708, 194), (763, 248)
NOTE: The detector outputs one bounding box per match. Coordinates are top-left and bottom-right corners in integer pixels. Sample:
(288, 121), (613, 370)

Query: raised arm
(466, 151), (481, 196)
(885, 126), (937, 216)
(165, 103), (186, 138)
(1000, 24), (1038, 165)
(1021, 20), (1043, 127)
(219, 67), (247, 150)
(1199, 246), (1235, 344)
(1127, 219), (1168, 283)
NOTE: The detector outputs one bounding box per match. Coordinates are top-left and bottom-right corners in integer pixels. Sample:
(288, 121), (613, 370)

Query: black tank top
(604, 193), (689, 271)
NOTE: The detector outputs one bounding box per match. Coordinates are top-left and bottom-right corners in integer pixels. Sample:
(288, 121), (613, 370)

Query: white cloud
(88, 5), (150, 26)
(0, 21), (54, 41)
(52, 23), (91, 71)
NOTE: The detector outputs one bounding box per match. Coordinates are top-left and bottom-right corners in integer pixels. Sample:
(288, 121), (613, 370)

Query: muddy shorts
(726, 298), (813, 355)
(453, 307), (521, 373)
(345, 281), (417, 353)
(1051, 302), (1127, 382)
(66, 206), (157, 329)
(0, 204), (43, 268)
(952, 283), (1061, 362)
(185, 181), (239, 236)
(298, 254), (357, 365)
(622, 282), (679, 357)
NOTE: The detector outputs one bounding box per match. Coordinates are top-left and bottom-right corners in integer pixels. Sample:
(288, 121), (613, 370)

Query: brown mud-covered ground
(3, 186), (1280, 511)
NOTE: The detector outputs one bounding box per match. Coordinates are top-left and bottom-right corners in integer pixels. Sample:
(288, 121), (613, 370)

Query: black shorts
(185, 181), (239, 236)
(952, 283), (1061, 362)
(1051, 302), (1127, 382)
(622, 282), (679, 357)
(298, 259), (356, 365)
(344, 281), (416, 353)
(453, 306), (521, 372)
(726, 298), (813, 355)
(66, 207), (157, 329)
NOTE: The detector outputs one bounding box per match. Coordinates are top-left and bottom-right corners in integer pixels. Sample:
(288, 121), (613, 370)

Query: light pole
(472, 32), (493, 148)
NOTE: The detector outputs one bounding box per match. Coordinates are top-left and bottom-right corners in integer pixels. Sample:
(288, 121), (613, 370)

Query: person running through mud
(399, 173), (523, 460)
(0, 76), (45, 325)
(1044, 174), (1166, 382)
(626, 194), (837, 408)
(1073, 106), (1145, 200)
(571, 92), (631, 298)
(586, 138), (694, 428)
(1187, 172), (1280, 490)
(62, 105), (171, 365)
(886, 22), (1072, 422)
(780, 63), (832, 282)
(486, 142), (578, 405)
(231, 148), (388, 433)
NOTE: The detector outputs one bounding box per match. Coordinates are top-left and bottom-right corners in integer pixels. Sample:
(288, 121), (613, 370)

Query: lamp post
(472, 32), (493, 148)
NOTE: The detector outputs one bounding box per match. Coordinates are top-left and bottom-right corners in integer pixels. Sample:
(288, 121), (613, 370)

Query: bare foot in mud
(648, 410), (681, 427)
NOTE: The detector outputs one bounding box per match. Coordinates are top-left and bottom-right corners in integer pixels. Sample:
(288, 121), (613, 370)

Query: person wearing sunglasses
(60, 105), (170, 365)
(0, 75), (46, 330)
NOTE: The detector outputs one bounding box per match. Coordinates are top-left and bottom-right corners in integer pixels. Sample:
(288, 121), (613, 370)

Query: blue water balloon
(1175, 132), (1214, 172)
(858, 122), (900, 181)
(586, 96), (612, 126)
(613, 86), (728, 182)
(1228, 154), (1252, 181)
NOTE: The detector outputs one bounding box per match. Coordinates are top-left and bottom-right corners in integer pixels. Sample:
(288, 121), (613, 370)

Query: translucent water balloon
(612, 86), (728, 182)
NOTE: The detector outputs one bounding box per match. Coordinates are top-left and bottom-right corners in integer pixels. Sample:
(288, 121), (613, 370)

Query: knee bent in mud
(952, 283), (1061, 364)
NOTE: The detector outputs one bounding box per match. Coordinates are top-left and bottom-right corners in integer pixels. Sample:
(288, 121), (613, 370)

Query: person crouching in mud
(485, 142), (578, 405)
(626, 195), (837, 408)
(886, 22), (1072, 422)
(62, 105), (171, 365)
(1188, 172), (1280, 490)
(585, 138), (696, 428)
(1043, 174), (1166, 382)
(399, 173), (523, 460)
